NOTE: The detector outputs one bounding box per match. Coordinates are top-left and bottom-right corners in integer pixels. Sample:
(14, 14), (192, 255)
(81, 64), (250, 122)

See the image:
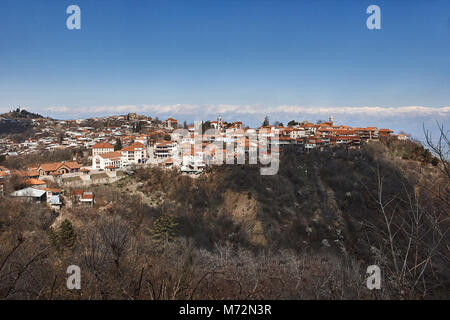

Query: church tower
(217, 115), (222, 130)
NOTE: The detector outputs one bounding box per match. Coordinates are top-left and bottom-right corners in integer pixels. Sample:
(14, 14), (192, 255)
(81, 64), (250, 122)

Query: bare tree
(424, 122), (449, 179)
(361, 165), (449, 298)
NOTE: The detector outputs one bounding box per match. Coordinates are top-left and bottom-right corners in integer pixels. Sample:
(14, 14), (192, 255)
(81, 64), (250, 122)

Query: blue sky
(0, 0), (449, 139)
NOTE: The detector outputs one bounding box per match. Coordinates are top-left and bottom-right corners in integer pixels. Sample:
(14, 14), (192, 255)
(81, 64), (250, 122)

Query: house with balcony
(120, 141), (147, 166)
(154, 140), (177, 159)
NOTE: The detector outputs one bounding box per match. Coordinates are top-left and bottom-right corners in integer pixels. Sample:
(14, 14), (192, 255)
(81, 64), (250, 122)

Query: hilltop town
(0, 109), (405, 206)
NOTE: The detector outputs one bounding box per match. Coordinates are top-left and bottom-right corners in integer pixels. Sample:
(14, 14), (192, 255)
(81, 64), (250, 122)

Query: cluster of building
(4, 175), (94, 210)
(85, 115), (403, 175)
(1, 113), (402, 207)
(0, 162), (94, 209)
(0, 113), (171, 207)
(0, 114), (175, 157)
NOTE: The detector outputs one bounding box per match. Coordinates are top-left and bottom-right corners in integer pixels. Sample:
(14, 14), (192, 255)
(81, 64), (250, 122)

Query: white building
(92, 151), (122, 170)
(134, 135), (148, 147)
(154, 140), (177, 159)
(92, 142), (114, 157)
(289, 128), (306, 139)
(164, 118), (178, 129)
(120, 142), (147, 166)
(91, 141), (148, 169)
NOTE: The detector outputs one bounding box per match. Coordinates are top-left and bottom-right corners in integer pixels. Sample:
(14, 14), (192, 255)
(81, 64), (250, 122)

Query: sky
(0, 0), (449, 140)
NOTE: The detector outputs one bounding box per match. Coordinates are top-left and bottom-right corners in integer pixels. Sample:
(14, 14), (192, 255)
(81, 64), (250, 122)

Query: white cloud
(45, 104), (450, 118)
(25, 104), (449, 140)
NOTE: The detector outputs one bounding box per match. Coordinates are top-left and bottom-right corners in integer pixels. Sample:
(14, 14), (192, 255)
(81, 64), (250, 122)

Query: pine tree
(114, 138), (122, 151)
(133, 121), (142, 133)
(150, 214), (178, 242)
(48, 219), (76, 253)
(287, 120), (298, 127)
(59, 219), (76, 248)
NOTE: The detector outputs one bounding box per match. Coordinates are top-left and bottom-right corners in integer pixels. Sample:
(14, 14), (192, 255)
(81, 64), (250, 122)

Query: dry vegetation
(0, 136), (448, 300)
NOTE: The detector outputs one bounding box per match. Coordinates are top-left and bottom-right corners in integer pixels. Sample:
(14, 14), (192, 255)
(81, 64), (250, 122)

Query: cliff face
(222, 190), (266, 246)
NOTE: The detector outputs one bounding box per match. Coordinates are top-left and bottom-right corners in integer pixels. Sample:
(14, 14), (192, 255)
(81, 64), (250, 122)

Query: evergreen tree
(287, 120), (298, 127)
(59, 219), (76, 247)
(114, 138), (123, 151)
(132, 121), (142, 133)
(262, 116), (270, 126)
(48, 219), (76, 253)
(202, 121), (212, 133)
(150, 214), (178, 242)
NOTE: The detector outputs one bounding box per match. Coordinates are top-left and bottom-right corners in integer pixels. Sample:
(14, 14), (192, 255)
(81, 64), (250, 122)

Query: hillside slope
(0, 138), (448, 299)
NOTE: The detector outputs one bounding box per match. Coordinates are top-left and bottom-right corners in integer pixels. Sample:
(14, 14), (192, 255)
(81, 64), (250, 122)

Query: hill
(0, 108), (45, 120)
(0, 137), (448, 299)
(0, 108), (47, 136)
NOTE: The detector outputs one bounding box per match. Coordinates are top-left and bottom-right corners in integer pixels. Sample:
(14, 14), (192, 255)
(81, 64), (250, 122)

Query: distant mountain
(0, 108), (45, 120)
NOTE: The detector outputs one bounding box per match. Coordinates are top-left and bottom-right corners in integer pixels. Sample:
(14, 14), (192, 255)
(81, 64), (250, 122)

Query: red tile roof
(72, 190), (84, 196)
(24, 178), (46, 186)
(99, 151), (122, 159)
(92, 142), (114, 149)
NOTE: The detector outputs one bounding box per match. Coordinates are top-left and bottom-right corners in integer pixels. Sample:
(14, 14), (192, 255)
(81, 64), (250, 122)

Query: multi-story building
(120, 141), (147, 166)
(91, 141), (148, 169)
(154, 140), (177, 159)
(92, 142), (114, 157)
(164, 118), (178, 130)
(92, 151), (122, 170)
